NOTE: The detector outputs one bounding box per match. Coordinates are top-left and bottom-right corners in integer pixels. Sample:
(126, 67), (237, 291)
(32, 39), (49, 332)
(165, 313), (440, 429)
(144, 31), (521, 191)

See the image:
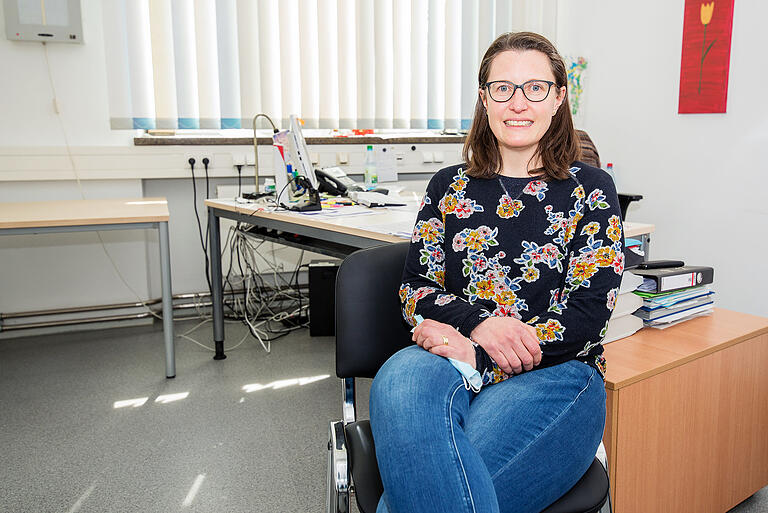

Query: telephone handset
(315, 166), (364, 196)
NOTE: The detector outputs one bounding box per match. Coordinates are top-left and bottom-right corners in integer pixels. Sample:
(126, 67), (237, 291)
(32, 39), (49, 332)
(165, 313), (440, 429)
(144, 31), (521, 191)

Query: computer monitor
(272, 117), (320, 208)
(289, 115), (319, 190)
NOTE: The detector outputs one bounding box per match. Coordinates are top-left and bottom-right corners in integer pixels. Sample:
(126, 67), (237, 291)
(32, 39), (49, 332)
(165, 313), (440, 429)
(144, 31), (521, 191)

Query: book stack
(602, 272), (644, 344)
(631, 265), (715, 328)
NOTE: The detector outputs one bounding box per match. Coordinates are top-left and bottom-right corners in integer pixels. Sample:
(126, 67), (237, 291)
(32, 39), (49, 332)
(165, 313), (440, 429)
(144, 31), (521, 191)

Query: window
(102, 0), (557, 131)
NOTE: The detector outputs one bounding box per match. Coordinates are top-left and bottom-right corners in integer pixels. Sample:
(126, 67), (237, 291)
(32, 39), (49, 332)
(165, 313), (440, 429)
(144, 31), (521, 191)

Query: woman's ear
(554, 85), (567, 110)
(479, 88), (487, 110)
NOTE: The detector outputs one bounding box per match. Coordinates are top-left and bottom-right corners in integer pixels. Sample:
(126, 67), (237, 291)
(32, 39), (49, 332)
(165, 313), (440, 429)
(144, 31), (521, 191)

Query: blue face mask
(448, 358), (483, 392)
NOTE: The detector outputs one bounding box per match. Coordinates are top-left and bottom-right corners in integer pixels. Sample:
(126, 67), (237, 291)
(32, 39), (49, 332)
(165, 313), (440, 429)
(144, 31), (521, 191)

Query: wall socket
(184, 153), (214, 169)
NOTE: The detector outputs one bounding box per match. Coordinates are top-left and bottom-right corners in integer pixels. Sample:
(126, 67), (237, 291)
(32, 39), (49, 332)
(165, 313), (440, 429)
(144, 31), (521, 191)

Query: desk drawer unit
(603, 309), (768, 513)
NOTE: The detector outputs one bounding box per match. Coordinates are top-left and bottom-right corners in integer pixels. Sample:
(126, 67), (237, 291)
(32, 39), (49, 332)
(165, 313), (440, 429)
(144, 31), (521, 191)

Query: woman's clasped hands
(470, 317), (542, 374)
(412, 319), (476, 368)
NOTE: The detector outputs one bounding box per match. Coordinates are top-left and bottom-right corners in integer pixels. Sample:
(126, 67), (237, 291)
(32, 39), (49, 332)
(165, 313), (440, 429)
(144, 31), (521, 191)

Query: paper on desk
(362, 220), (414, 239)
(645, 308), (714, 329)
(299, 206), (377, 218)
(384, 200), (420, 213)
(379, 183), (405, 194)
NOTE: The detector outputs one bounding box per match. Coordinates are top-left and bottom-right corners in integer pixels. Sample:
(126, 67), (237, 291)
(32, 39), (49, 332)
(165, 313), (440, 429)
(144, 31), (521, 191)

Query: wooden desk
(205, 199), (414, 256)
(603, 308), (768, 513)
(204, 198), (655, 360)
(205, 199), (654, 253)
(0, 198), (176, 378)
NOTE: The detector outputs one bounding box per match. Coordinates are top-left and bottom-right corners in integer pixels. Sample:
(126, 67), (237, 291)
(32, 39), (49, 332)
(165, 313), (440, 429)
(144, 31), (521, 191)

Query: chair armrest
(618, 193), (643, 220)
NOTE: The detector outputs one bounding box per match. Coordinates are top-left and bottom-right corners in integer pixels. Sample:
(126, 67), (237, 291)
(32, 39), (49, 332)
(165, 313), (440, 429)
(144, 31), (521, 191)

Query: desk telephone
(315, 167), (364, 196)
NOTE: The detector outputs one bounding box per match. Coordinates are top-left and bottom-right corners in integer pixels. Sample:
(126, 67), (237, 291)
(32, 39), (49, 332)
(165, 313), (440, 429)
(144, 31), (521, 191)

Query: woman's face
(480, 50), (566, 163)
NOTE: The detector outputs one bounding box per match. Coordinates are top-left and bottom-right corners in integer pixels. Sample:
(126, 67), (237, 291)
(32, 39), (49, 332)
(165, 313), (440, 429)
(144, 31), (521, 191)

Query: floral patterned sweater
(399, 162), (625, 386)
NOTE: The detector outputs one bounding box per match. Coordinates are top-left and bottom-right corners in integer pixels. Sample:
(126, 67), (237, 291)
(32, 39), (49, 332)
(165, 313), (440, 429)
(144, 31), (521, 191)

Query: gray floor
(0, 320), (765, 513)
(0, 319), (370, 513)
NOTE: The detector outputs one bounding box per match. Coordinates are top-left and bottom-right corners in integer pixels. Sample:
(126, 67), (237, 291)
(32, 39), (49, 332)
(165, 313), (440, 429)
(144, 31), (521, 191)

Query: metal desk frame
(0, 221), (175, 378)
(206, 205), (393, 360)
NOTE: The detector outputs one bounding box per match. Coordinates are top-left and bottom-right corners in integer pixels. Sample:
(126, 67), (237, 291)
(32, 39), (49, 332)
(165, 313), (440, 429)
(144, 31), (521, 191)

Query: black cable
(217, 223), (313, 342)
(202, 157), (211, 254)
(231, 230), (282, 319)
(275, 174), (300, 210)
(236, 164), (243, 197)
(189, 157), (213, 295)
(234, 234), (273, 330)
(203, 157), (211, 200)
(221, 225), (245, 318)
(234, 236), (250, 319)
(287, 260), (309, 326)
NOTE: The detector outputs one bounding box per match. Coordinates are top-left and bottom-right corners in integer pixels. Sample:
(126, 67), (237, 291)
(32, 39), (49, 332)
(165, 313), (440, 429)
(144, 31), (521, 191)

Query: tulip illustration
(698, 2), (716, 93)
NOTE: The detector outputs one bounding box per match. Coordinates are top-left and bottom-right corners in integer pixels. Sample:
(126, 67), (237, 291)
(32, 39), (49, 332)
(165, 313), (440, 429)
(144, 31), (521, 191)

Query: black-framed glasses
(484, 80), (556, 102)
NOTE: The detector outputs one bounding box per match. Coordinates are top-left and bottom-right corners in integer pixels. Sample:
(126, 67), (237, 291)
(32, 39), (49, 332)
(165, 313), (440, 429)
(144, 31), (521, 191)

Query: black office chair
(327, 242), (612, 513)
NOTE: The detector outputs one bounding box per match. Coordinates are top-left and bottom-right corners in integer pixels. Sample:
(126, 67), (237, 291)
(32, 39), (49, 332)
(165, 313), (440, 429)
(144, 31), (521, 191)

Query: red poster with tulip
(678, 0), (735, 113)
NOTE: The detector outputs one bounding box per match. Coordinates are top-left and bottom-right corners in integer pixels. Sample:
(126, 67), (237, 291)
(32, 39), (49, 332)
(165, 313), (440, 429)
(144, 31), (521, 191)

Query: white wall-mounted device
(4, 0), (83, 43)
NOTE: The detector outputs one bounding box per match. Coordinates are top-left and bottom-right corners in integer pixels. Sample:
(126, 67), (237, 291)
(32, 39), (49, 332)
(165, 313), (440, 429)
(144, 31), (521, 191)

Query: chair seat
(540, 458), (609, 513)
(345, 420), (608, 513)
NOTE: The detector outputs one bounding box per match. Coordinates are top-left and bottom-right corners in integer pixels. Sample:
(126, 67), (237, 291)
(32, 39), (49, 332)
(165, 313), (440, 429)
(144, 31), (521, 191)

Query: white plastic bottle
(364, 145), (378, 189)
(605, 162), (619, 190)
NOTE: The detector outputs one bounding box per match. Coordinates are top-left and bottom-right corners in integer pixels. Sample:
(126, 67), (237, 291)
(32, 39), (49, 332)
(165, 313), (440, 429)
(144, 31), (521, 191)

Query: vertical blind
(102, 0), (558, 131)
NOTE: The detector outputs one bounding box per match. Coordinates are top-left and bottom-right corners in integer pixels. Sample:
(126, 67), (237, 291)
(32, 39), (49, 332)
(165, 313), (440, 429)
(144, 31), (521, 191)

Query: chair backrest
(335, 242), (412, 378)
(575, 129), (601, 168)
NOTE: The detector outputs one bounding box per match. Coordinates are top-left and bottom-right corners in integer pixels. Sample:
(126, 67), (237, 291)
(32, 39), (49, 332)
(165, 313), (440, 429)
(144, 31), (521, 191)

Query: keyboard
(347, 191), (407, 207)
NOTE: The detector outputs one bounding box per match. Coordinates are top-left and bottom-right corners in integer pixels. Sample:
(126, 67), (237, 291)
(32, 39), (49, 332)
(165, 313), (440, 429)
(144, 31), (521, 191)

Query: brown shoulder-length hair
(462, 32), (580, 181)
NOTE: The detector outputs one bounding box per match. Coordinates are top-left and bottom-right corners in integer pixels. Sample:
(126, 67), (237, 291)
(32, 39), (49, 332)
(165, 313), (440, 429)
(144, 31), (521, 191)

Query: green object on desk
(633, 286), (699, 298)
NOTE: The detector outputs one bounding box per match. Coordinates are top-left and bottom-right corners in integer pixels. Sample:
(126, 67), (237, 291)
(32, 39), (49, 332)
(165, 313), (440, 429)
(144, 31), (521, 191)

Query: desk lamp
(252, 113), (279, 193)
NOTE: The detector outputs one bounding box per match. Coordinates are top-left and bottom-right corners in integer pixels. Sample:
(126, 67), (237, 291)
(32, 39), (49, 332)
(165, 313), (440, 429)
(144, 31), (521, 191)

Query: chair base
(327, 421), (350, 513)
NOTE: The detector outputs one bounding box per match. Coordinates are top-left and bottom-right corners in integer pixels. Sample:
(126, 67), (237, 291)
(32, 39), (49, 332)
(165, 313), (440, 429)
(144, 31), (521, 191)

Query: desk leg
(209, 208), (226, 360)
(159, 221), (176, 378)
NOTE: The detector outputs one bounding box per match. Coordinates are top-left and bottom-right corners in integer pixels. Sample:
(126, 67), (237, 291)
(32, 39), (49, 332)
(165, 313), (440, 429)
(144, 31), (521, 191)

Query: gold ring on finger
(442, 335), (449, 345)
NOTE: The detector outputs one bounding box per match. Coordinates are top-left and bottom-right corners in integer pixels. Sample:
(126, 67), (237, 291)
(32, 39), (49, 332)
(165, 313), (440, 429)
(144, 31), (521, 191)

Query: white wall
(1, 0), (765, 322)
(557, 0), (768, 317)
(0, 1), (131, 147)
(0, 1), (449, 324)
(0, 0), (167, 322)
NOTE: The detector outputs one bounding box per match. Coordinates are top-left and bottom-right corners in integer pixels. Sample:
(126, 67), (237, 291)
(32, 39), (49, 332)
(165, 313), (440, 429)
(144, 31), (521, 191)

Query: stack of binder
(632, 265), (715, 328)
(602, 272), (644, 344)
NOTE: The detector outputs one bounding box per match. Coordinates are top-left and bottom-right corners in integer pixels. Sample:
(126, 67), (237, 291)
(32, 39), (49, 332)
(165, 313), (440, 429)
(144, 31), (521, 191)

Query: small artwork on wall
(566, 56), (588, 127)
(678, 0), (735, 114)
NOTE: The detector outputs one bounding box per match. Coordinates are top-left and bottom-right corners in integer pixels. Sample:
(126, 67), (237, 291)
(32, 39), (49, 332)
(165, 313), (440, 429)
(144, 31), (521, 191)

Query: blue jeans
(369, 345), (606, 513)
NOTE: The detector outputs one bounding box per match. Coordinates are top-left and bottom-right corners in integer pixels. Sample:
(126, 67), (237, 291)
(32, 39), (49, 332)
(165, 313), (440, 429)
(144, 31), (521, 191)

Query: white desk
(0, 198), (176, 378)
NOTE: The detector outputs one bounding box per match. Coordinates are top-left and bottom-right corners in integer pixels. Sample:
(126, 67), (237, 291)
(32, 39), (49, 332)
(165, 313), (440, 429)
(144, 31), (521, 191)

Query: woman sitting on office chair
(370, 32), (624, 513)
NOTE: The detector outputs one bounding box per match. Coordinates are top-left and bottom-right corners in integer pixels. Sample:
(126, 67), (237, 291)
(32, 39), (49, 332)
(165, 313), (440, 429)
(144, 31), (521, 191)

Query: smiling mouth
(504, 120), (533, 127)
